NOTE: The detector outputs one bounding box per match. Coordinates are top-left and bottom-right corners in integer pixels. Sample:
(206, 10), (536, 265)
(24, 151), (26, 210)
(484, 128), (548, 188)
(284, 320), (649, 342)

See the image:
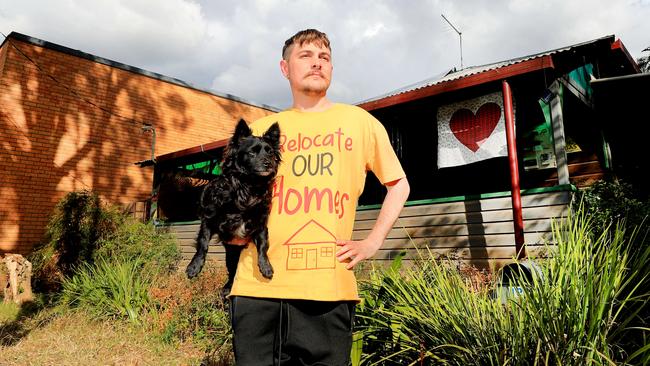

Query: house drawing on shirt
(283, 219), (337, 270)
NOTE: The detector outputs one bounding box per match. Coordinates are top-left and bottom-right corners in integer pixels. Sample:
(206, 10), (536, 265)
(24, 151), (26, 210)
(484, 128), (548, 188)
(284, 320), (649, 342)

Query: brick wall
(0, 36), (275, 254)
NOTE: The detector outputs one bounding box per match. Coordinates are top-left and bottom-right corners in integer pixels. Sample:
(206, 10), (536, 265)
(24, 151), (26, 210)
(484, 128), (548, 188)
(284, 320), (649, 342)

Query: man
(228, 29), (409, 365)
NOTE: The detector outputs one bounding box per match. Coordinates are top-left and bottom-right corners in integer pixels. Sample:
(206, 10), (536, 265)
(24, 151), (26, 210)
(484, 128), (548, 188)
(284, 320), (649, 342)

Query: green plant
(580, 179), (649, 237)
(29, 190), (124, 293)
(93, 219), (181, 277)
(148, 263), (233, 363)
(357, 203), (650, 365)
(29, 190), (181, 295)
(355, 252), (413, 365)
(60, 258), (151, 323)
(0, 302), (21, 324)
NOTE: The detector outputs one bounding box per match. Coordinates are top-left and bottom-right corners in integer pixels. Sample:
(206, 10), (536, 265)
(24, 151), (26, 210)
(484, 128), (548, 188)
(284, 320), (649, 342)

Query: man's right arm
(335, 176), (409, 268)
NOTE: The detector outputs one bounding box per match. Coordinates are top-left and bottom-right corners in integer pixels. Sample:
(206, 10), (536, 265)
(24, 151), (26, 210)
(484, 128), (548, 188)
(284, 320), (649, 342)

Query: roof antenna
(441, 14), (463, 69)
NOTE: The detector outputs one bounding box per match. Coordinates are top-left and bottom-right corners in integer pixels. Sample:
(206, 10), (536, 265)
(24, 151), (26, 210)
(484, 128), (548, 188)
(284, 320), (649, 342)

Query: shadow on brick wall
(0, 38), (193, 254)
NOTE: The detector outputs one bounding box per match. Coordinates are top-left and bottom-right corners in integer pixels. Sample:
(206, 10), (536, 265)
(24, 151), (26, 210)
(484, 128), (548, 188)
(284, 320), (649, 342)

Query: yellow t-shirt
(229, 103), (405, 301)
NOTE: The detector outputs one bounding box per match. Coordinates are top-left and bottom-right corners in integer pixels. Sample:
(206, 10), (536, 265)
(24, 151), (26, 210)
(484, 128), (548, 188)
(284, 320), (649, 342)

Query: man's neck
(291, 93), (334, 112)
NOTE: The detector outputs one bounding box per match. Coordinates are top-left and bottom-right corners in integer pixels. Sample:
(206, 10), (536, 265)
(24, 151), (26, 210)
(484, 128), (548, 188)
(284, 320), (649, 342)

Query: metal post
(441, 14), (463, 69)
(502, 80), (526, 259)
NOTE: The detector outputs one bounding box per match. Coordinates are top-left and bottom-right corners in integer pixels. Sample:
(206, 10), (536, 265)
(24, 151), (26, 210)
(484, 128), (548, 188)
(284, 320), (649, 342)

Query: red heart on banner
(449, 102), (502, 152)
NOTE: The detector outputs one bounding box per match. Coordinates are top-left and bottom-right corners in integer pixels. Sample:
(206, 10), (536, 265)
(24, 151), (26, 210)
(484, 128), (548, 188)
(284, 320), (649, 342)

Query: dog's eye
(248, 151), (256, 156)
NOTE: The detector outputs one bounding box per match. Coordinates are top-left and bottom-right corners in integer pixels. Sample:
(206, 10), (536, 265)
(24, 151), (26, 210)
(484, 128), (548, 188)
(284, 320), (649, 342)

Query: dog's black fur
(185, 119), (281, 297)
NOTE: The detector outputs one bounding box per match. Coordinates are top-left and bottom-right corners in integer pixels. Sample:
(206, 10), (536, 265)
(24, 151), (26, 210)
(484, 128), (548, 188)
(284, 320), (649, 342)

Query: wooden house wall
(165, 188), (572, 270)
(354, 189), (571, 269)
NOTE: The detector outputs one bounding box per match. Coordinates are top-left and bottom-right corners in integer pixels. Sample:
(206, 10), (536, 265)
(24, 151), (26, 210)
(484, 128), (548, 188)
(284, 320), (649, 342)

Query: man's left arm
(336, 177), (410, 269)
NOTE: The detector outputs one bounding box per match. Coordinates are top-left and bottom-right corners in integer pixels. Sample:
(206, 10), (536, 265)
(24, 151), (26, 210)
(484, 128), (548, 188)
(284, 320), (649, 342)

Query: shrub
(93, 219), (181, 278)
(29, 190), (181, 294)
(356, 203), (650, 365)
(580, 179), (649, 237)
(29, 190), (123, 293)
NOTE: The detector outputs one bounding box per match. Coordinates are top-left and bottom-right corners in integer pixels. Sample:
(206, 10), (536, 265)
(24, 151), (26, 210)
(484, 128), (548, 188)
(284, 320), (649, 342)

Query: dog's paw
(259, 264), (274, 279)
(186, 261), (202, 279)
(220, 286), (231, 303)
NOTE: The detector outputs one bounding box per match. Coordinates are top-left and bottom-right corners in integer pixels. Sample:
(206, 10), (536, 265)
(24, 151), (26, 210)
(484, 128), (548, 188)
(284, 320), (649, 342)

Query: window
(291, 248), (303, 259)
(321, 246), (333, 257)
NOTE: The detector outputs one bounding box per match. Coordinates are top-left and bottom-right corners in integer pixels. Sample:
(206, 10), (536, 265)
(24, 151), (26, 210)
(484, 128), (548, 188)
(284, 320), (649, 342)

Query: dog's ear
(231, 119), (252, 144)
(263, 122), (281, 148)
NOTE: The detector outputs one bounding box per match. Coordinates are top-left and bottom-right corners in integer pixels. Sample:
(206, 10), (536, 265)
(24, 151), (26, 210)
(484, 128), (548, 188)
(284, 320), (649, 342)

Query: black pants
(230, 296), (356, 366)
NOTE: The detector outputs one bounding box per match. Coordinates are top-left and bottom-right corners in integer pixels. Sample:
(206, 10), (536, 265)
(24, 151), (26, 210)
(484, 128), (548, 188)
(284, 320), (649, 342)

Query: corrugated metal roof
(357, 35), (614, 105)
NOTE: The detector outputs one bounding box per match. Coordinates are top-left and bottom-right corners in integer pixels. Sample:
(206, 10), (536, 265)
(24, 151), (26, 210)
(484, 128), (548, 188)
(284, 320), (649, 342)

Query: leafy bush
(356, 204), (650, 365)
(29, 190), (181, 294)
(29, 190), (123, 293)
(93, 219), (181, 278)
(580, 179), (649, 237)
(60, 258), (151, 323)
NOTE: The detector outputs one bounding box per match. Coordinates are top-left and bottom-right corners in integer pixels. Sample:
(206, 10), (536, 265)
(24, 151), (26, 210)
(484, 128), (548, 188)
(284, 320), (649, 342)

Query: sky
(1, 0), (649, 109)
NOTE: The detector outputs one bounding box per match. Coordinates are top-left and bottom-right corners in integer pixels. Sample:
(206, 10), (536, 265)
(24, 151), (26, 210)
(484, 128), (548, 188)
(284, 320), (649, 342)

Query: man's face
(281, 41), (332, 96)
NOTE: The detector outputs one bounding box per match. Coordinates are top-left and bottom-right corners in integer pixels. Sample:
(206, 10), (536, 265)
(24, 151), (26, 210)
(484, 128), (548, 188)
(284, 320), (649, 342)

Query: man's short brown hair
(282, 29), (331, 60)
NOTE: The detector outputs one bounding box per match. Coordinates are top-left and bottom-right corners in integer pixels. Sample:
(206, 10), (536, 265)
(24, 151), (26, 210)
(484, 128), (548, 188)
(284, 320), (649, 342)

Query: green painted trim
(357, 184), (577, 211)
(600, 131), (612, 170)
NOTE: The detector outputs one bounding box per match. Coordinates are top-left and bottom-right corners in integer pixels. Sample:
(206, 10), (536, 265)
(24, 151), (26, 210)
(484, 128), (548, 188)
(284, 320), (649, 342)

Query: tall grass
(60, 258), (151, 323)
(357, 204), (649, 365)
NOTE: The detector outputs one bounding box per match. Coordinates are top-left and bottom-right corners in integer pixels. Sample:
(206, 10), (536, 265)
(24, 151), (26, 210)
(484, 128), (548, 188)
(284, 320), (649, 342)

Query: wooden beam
(549, 81), (570, 185)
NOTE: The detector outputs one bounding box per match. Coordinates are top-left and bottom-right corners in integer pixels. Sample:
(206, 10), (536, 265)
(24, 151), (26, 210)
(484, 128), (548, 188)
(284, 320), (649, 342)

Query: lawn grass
(1, 307), (206, 365)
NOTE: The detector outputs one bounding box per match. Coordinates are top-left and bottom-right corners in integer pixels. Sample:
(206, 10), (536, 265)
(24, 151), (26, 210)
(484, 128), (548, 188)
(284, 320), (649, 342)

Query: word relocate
(280, 128), (353, 153)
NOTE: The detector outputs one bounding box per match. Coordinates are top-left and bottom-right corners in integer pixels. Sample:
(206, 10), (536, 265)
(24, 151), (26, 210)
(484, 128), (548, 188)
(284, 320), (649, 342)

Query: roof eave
(155, 138), (229, 164)
(357, 55), (555, 111)
(610, 39), (641, 74)
(4, 31), (281, 112)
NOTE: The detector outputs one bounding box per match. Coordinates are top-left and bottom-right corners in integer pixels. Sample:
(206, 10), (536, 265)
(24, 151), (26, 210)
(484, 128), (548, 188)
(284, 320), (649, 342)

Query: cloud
(1, 0), (648, 109)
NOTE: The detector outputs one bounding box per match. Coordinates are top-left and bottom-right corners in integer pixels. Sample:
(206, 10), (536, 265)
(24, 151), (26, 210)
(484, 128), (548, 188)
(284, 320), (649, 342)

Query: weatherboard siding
(166, 189), (572, 270)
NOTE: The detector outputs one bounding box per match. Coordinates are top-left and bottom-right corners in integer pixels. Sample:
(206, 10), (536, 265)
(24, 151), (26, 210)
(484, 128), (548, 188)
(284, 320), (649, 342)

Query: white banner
(437, 91), (513, 168)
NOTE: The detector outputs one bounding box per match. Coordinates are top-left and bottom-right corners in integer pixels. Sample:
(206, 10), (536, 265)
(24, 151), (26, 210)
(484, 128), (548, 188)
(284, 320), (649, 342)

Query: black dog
(185, 119), (281, 297)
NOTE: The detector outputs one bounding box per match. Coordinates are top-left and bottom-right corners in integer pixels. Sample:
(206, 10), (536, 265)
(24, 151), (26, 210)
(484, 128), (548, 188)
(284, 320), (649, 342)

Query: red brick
(0, 37), (275, 253)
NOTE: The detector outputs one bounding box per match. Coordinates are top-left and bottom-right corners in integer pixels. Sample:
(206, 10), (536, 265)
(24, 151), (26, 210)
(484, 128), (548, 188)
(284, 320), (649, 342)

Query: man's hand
(336, 238), (382, 269)
(226, 237), (250, 246)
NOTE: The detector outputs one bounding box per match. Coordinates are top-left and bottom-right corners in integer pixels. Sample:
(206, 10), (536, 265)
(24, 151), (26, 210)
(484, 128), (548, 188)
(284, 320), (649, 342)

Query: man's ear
(230, 119), (251, 147)
(263, 122), (281, 147)
(280, 59), (289, 79)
